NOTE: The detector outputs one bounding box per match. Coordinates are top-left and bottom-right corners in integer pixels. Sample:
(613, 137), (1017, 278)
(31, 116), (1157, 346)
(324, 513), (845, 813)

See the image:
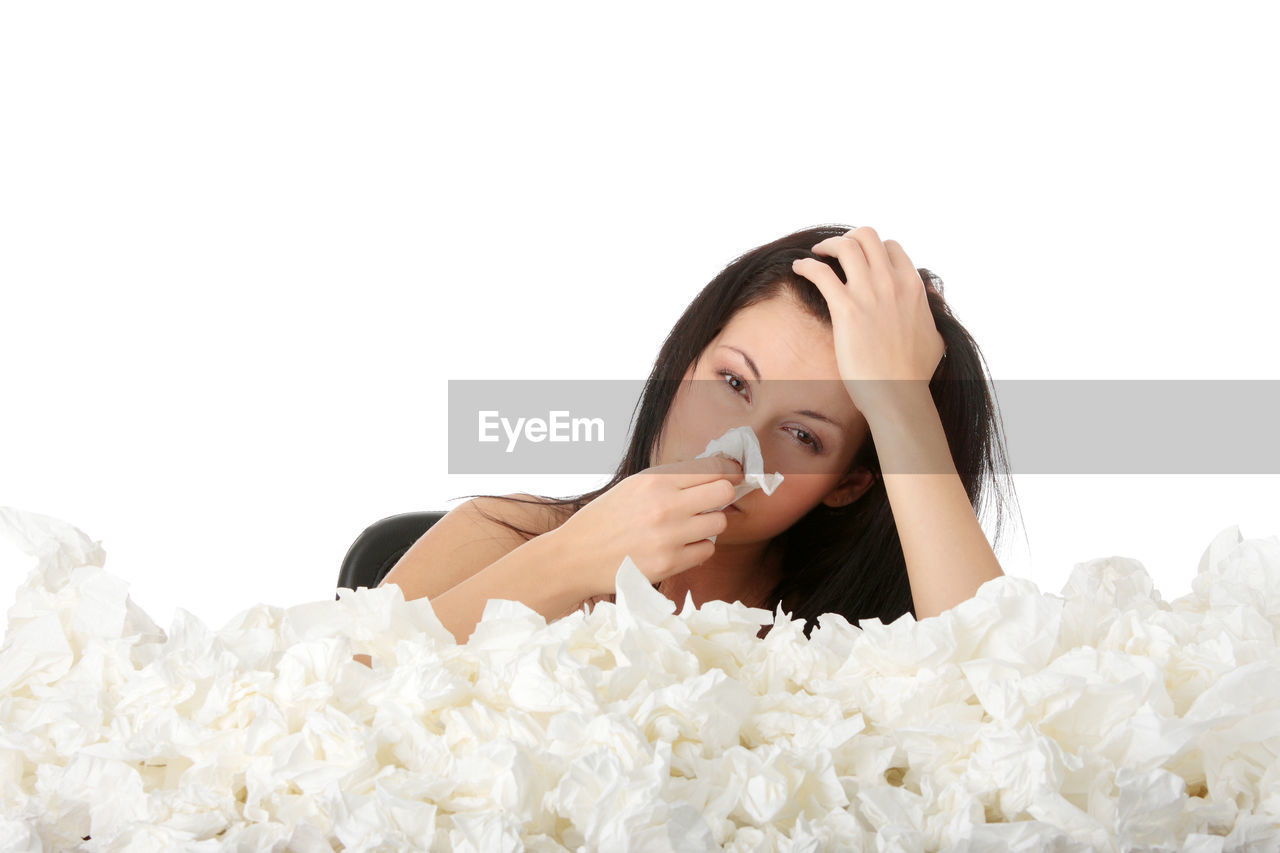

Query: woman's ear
(821, 468), (876, 509)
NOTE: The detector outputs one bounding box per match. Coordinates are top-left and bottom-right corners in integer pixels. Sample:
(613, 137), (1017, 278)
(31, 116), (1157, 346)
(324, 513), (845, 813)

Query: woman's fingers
(685, 507), (728, 543)
(654, 454), (744, 489)
(676, 536), (717, 568)
(680, 477), (737, 516)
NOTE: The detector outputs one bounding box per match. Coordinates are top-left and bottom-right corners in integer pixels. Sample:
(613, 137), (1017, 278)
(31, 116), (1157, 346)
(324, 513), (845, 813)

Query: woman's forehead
(711, 303), (838, 381)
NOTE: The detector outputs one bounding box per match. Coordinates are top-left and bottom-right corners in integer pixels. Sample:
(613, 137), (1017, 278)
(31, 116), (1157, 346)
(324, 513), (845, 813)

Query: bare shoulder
(464, 492), (575, 539)
(379, 492), (576, 603)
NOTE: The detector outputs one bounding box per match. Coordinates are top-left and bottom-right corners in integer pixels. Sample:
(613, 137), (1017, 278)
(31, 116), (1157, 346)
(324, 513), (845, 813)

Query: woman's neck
(658, 537), (783, 611)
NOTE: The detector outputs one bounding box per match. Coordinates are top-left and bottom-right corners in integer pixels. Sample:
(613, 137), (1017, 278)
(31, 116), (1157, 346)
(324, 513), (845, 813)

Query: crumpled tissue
(2, 504), (1280, 852)
(694, 425), (785, 543)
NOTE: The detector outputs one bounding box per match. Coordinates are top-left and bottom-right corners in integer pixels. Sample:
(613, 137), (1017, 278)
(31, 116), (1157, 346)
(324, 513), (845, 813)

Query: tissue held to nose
(694, 425), (784, 542)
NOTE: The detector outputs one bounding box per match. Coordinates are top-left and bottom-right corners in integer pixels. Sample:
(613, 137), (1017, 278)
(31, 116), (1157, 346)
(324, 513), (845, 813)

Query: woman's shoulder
(468, 492), (575, 538)
(507, 492), (577, 535)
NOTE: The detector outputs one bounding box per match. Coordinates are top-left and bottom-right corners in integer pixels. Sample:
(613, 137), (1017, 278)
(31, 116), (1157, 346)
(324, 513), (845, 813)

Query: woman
(387, 224), (1022, 645)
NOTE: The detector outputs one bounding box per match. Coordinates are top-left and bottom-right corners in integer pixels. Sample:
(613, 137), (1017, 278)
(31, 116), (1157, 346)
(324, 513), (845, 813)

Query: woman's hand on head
(793, 225), (947, 420)
(550, 455), (744, 597)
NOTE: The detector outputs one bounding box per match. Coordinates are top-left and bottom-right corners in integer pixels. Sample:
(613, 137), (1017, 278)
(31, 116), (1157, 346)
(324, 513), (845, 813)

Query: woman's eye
(717, 370), (823, 454)
(719, 370), (747, 396)
(793, 429), (821, 453)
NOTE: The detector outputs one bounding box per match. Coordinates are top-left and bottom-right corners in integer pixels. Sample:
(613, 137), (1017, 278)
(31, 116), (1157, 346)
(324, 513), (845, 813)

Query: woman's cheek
(743, 490), (799, 524)
(767, 477), (841, 522)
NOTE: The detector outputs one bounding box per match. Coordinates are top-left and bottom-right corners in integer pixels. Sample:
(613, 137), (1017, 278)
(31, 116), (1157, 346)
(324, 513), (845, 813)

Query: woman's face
(652, 292), (876, 543)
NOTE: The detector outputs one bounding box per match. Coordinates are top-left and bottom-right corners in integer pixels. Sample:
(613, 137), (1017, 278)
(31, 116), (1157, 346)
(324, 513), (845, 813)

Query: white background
(2, 1), (1278, 635)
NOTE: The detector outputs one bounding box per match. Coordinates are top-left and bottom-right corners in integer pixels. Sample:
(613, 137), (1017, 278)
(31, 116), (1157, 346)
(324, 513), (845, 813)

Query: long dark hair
(454, 224), (1025, 638)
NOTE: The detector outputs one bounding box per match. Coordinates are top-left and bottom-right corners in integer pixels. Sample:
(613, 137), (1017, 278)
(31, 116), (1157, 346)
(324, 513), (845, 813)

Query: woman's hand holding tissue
(549, 455), (744, 596)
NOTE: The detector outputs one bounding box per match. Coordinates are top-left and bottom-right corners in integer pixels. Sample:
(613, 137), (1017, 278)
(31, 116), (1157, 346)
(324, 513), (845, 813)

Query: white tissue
(693, 425), (785, 543)
(4, 504), (1280, 850)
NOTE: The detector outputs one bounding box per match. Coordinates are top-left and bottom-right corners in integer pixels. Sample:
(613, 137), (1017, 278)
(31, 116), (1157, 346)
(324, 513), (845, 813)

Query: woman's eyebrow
(719, 345), (849, 432)
(722, 345), (762, 381)
(794, 408), (847, 431)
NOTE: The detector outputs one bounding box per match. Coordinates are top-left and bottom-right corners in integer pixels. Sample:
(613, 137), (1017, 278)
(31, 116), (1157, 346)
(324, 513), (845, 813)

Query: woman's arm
(864, 384), (1005, 620)
(352, 496), (586, 665)
(354, 526), (592, 664)
(413, 528), (592, 645)
(795, 228), (1004, 621)
(379, 494), (563, 603)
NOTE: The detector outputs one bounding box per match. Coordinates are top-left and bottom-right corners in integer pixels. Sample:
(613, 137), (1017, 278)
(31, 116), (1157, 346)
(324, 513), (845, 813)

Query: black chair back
(336, 511), (446, 600)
